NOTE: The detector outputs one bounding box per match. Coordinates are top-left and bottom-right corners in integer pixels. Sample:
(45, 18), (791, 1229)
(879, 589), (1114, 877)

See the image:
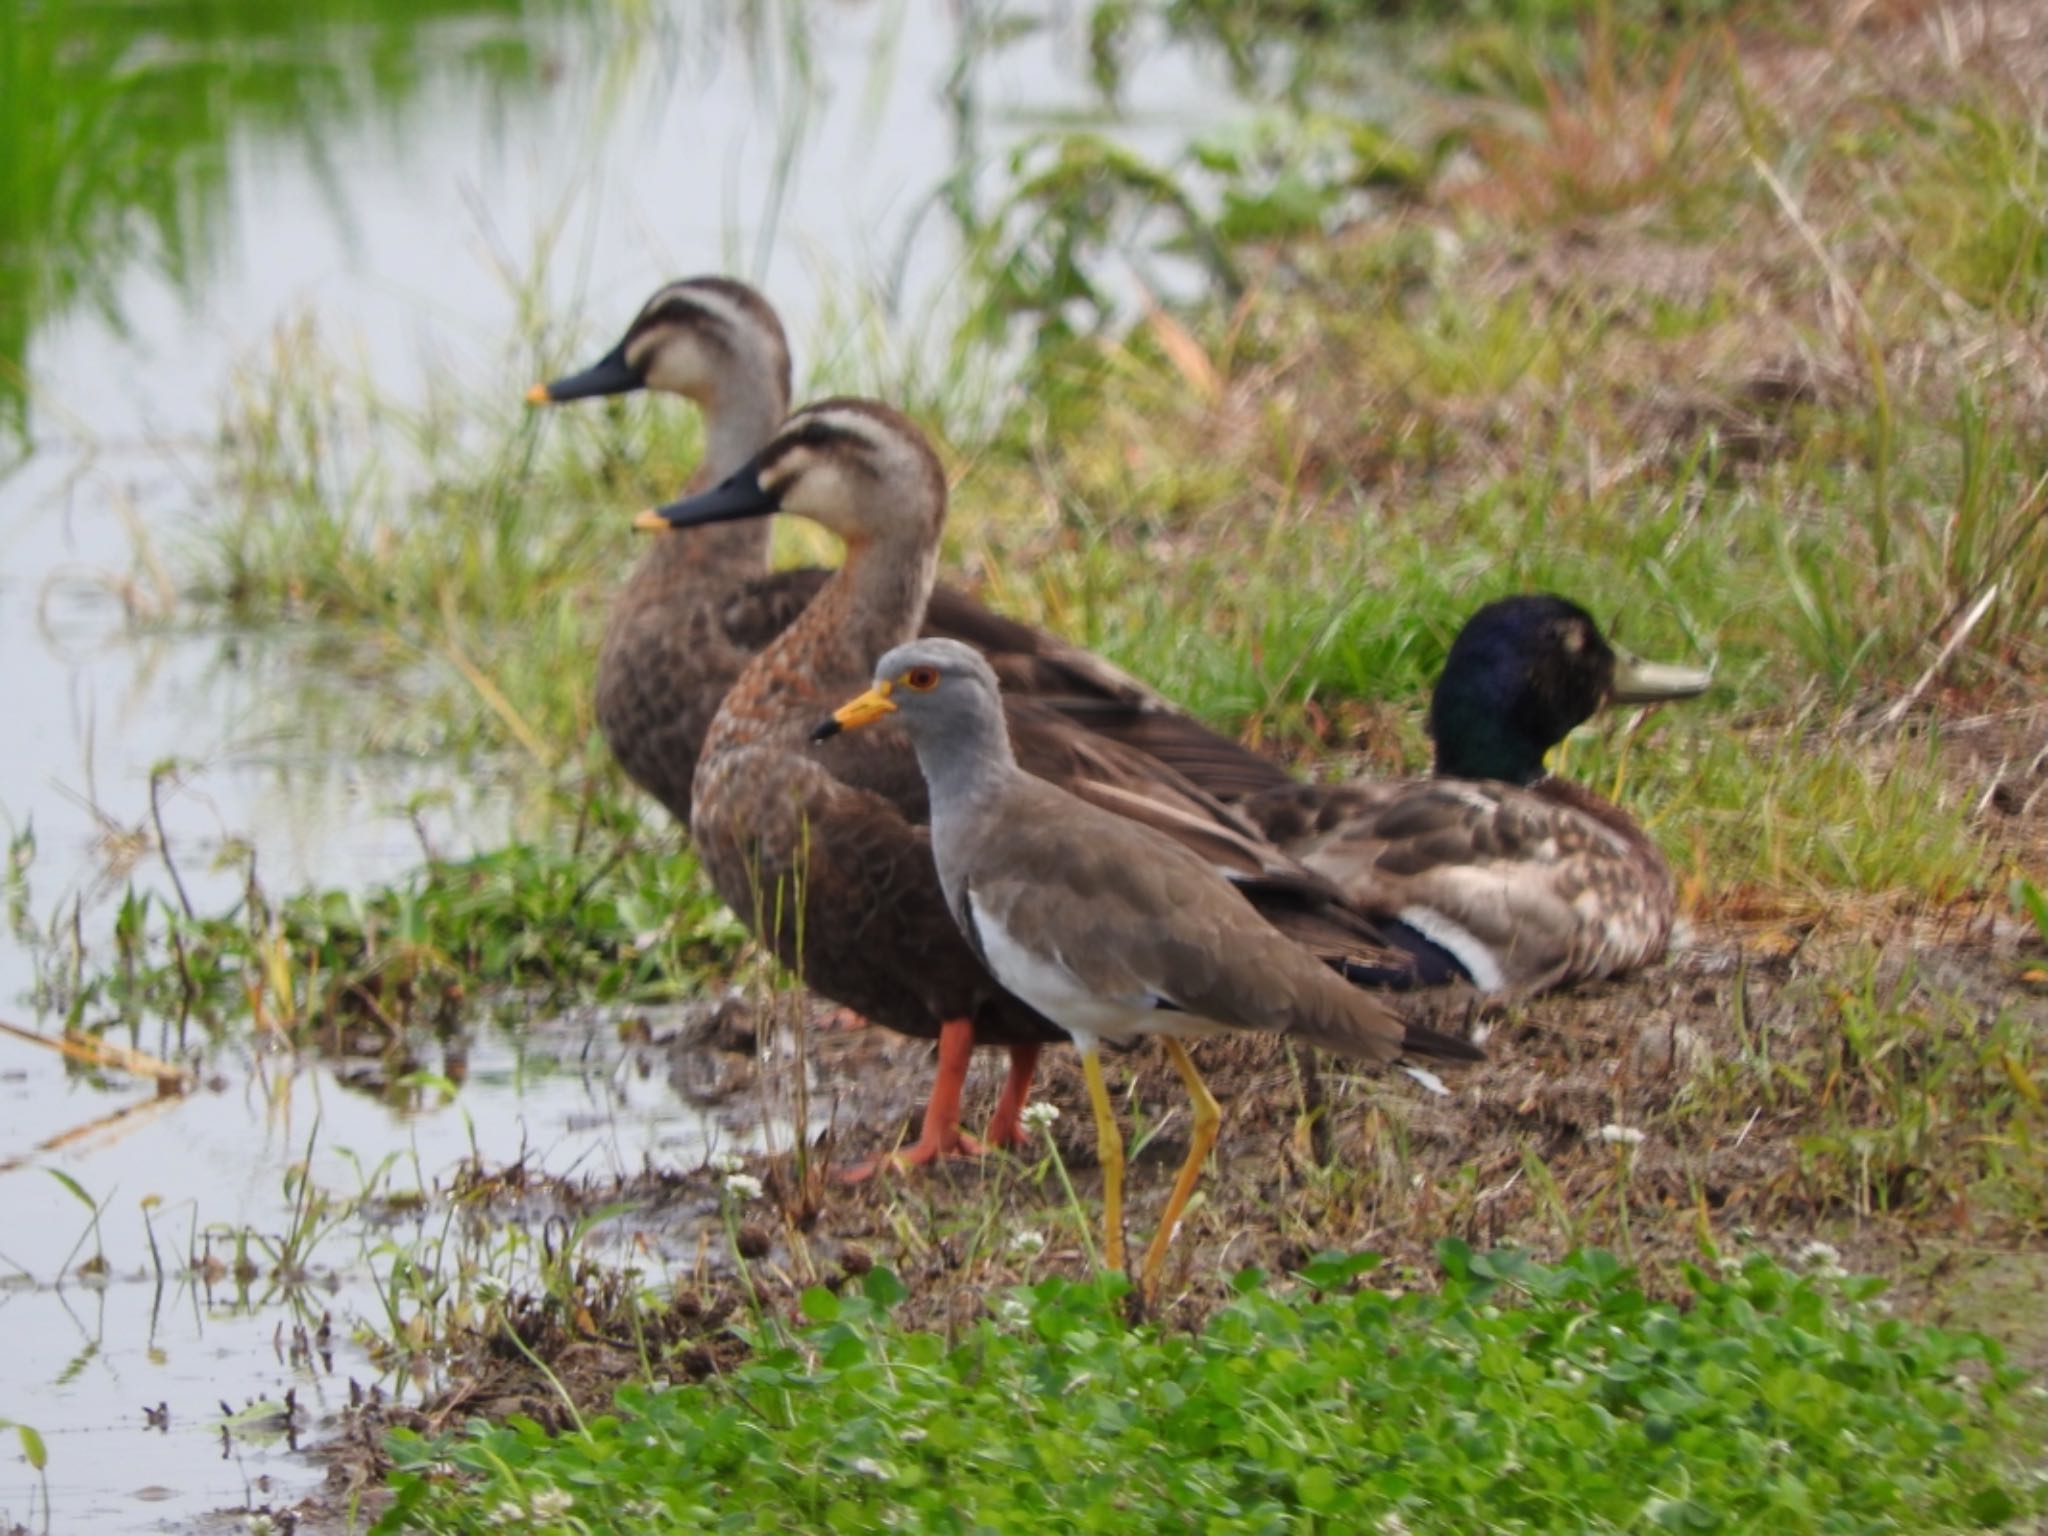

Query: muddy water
(0, 1), (1242, 1526)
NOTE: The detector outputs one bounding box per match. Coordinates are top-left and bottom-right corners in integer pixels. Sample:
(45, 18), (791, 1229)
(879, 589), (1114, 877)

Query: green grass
(28, 781), (743, 1050)
(377, 1245), (2045, 1533)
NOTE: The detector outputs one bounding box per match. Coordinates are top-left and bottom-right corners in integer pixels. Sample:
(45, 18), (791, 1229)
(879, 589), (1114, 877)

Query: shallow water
(0, 1), (1245, 1526)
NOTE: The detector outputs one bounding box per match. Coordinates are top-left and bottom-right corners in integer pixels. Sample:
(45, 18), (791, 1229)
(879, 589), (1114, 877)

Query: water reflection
(0, 0), (607, 441)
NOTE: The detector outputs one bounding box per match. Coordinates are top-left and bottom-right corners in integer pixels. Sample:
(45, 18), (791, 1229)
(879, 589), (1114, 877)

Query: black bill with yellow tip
(635, 455), (780, 534)
(810, 682), (897, 742)
(529, 342), (642, 404)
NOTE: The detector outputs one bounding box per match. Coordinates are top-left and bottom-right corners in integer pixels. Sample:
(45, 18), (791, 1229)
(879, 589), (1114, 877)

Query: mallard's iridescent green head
(1427, 595), (1710, 785)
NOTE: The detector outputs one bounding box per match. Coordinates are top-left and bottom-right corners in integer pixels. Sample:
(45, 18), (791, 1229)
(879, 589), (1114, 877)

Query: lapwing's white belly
(971, 895), (1160, 1042)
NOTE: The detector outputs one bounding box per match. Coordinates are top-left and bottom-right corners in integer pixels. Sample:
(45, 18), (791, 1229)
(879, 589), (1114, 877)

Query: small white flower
(724, 1172), (764, 1202)
(1593, 1123), (1646, 1146)
(1008, 1229), (1047, 1255)
(489, 1502), (524, 1527)
(996, 1296), (1031, 1326)
(1379, 1516), (1413, 1536)
(474, 1273), (509, 1303)
(1796, 1240), (1845, 1278)
(245, 1517), (276, 1536)
(709, 1151), (746, 1176)
(530, 1487), (575, 1518)
(1020, 1101), (1060, 1131)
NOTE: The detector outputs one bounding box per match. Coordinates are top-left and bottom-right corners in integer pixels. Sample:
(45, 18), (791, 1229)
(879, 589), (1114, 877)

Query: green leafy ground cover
(379, 1246), (2043, 1533)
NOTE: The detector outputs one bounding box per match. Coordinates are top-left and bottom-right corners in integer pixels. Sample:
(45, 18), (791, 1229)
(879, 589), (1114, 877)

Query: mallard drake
(529, 280), (1289, 821)
(815, 637), (1478, 1299)
(640, 400), (1462, 1176)
(1242, 595), (1712, 994)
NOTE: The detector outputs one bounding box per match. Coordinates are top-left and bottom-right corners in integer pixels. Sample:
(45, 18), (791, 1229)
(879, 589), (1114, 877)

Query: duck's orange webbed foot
(832, 1016), (984, 1183)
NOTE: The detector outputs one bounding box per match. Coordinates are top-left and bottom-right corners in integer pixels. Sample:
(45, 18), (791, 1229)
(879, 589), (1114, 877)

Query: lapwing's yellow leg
(1140, 1039), (1222, 1303)
(1079, 1045), (1126, 1273)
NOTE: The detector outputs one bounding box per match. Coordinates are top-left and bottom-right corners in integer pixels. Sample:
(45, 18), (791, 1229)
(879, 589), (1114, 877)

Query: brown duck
(528, 279), (1289, 822)
(639, 400), (1464, 1175)
(1244, 594), (1712, 994)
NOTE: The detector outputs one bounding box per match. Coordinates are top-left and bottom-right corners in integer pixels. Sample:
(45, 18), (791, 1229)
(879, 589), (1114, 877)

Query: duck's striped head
(640, 399), (948, 550)
(529, 276), (791, 408)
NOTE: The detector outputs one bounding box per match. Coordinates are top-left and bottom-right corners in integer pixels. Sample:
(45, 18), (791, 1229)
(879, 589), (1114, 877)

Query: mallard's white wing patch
(1396, 905), (1507, 993)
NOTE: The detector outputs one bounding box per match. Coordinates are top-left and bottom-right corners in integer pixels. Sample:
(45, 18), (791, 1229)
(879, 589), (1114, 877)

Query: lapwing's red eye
(903, 667), (940, 692)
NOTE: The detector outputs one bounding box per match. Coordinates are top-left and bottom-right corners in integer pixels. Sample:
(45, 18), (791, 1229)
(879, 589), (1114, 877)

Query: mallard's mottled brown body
(1244, 773), (1678, 992)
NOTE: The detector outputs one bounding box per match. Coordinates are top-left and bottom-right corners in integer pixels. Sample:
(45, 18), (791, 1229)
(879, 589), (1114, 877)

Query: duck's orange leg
(836, 1018), (985, 1182)
(982, 1043), (1043, 1150)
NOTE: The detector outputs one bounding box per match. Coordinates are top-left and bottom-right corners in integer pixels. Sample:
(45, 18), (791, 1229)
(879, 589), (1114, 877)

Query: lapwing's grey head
(809, 637), (1001, 745)
(528, 277), (791, 407)
(635, 399), (947, 548)
(1429, 594), (1713, 783)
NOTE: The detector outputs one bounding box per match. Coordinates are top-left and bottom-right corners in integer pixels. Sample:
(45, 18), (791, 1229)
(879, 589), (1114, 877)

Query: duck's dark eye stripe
(784, 420), (874, 455)
(759, 419), (882, 481)
(628, 296), (731, 346)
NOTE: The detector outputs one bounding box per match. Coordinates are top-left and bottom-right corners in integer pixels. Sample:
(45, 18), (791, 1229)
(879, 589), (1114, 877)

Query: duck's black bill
(645, 460), (780, 530)
(534, 345), (642, 403)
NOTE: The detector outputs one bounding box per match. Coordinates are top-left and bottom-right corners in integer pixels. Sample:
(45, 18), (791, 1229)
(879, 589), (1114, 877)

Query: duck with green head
(1243, 595), (1712, 994)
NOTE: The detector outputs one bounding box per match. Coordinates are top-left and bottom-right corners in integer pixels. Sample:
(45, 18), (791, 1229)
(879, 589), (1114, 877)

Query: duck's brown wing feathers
(1243, 776), (1678, 992)
(727, 570), (1293, 800)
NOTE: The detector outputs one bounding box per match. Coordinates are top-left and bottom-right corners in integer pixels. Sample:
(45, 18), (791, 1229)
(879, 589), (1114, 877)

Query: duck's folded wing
(1268, 780), (1676, 991)
(927, 588), (1295, 799)
(728, 573), (1291, 798)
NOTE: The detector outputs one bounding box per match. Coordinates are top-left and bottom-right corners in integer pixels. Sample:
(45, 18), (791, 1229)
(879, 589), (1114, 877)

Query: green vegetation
(0, 0), (624, 443)
(379, 1246), (2045, 1533)
(25, 781), (739, 1052)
